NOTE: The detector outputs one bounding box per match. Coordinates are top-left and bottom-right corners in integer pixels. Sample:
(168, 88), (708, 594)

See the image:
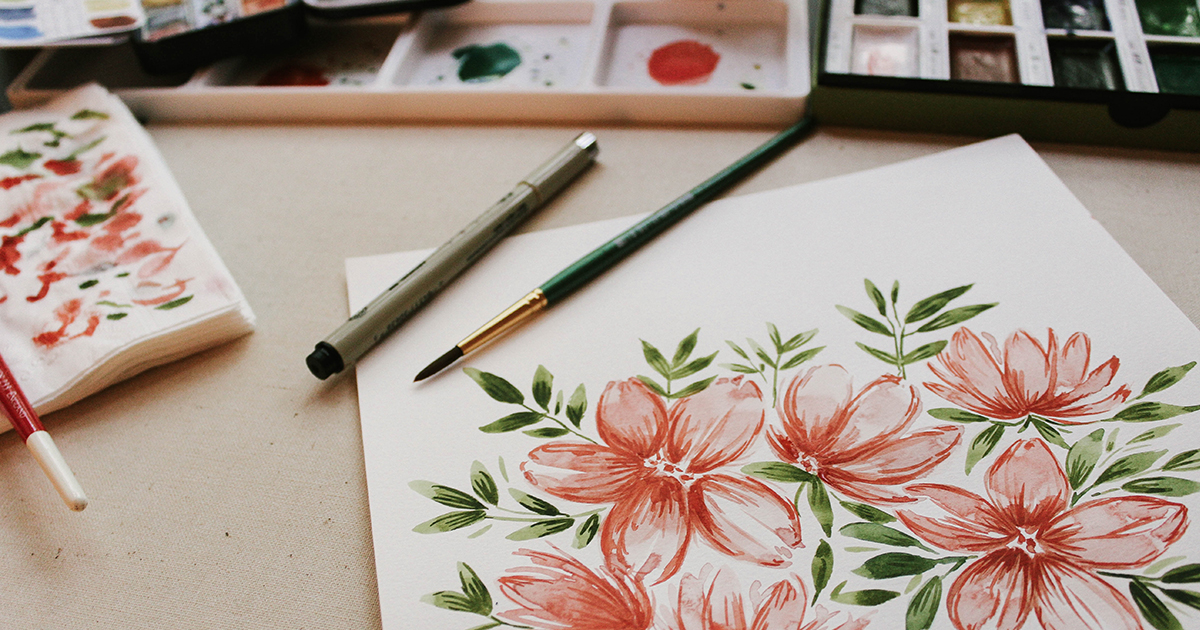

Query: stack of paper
(348, 136), (1200, 630)
(0, 84), (254, 419)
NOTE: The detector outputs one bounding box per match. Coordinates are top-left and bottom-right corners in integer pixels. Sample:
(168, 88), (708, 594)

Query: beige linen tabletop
(0, 123), (1198, 628)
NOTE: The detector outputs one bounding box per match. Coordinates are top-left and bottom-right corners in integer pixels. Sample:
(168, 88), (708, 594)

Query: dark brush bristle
(414, 346), (464, 382)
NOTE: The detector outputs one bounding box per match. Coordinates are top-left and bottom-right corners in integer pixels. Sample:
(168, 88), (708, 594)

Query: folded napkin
(0, 84), (254, 421)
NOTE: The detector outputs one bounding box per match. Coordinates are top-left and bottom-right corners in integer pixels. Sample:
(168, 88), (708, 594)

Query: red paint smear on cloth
(33, 298), (100, 347)
(647, 40), (720, 86)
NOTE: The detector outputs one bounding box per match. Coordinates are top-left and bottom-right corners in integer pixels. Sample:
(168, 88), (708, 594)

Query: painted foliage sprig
(837, 280), (995, 378)
(723, 323), (823, 406)
(422, 562), (527, 630)
(466, 365), (591, 442)
(636, 328), (717, 399)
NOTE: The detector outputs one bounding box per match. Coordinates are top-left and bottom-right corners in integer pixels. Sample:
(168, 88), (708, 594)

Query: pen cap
(521, 132), (599, 204)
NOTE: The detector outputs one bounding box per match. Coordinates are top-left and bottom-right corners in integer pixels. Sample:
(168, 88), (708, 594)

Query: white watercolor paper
(350, 135), (1200, 630)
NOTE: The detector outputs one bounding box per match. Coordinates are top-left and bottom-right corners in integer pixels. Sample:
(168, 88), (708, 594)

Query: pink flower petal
(704, 568), (750, 630)
(601, 476), (691, 584)
(496, 548), (655, 630)
(898, 484), (1009, 551)
(672, 569), (709, 630)
(1053, 332), (1091, 390)
(831, 425), (962, 483)
(1033, 558), (1141, 630)
(777, 366), (854, 454)
(1001, 329), (1056, 412)
(666, 377), (764, 473)
(1050, 385), (1131, 421)
(986, 440), (1069, 527)
(825, 374), (922, 453)
(1045, 496), (1188, 569)
(751, 575), (807, 630)
(926, 328), (1014, 418)
(690, 473), (802, 566)
(523, 443), (647, 503)
(946, 550), (1036, 630)
(597, 379), (670, 459)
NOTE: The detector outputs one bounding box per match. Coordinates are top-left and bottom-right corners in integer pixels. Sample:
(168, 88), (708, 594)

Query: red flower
(897, 439), (1188, 630)
(925, 328), (1131, 422)
(667, 565), (869, 630)
(768, 365), (961, 504)
(522, 377), (801, 584)
(496, 548), (654, 630)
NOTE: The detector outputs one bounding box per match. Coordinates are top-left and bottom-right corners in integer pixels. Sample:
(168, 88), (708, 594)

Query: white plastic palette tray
(7, 0), (809, 124)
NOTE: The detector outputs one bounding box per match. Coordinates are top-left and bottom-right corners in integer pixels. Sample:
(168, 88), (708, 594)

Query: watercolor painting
(348, 137), (1200, 630)
(404, 279), (1200, 630)
(398, 24), (593, 89)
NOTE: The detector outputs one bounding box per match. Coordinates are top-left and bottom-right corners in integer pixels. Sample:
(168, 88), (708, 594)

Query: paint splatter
(257, 63), (331, 87)
(452, 42), (522, 83)
(648, 40), (720, 86)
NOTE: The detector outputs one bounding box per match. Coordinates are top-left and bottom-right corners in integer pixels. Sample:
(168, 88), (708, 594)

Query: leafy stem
(637, 329), (718, 400)
(724, 323), (823, 406)
(467, 366), (593, 443)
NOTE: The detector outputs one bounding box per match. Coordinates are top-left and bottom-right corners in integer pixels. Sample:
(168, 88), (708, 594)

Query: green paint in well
(1152, 47), (1200, 95)
(856, 0), (917, 17)
(1049, 39), (1124, 90)
(452, 42), (522, 83)
(1135, 0), (1200, 36)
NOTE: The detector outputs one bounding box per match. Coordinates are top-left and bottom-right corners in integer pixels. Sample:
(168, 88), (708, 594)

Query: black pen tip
(415, 346), (464, 382)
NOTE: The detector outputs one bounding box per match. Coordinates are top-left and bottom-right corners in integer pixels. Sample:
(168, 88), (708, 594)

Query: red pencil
(0, 352), (87, 511)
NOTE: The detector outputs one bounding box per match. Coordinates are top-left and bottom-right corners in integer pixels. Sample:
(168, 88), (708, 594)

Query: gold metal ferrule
(457, 289), (548, 354)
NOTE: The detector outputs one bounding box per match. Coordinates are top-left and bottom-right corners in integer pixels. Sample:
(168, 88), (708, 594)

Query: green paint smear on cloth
(453, 42), (522, 83)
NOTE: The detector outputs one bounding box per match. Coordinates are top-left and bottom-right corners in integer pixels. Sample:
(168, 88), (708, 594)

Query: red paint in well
(647, 40), (720, 86)
(257, 63), (331, 87)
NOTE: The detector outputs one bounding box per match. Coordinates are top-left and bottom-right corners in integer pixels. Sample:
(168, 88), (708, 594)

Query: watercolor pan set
(810, 0), (1200, 148)
(7, 0), (809, 125)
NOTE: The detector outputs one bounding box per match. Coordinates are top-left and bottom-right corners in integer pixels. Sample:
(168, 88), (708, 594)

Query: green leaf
(1114, 402), (1200, 423)
(421, 591), (477, 612)
(463, 368), (524, 404)
(838, 500), (896, 523)
(14, 122), (57, 133)
(1129, 424), (1181, 445)
(458, 562), (492, 615)
(865, 279), (888, 316)
(808, 478), (834, 537)
(413, 510), (487, 534)
(573, 514), (599, 549)
(641, 340), (672, 378)
(71, 109), (109, 120)
(0, 148), (40, 169)
(672, 329), (700, 367)
(830, 581), (900, 606)
(742, 461), (814, 483)
(509, 489), (562, 516)
(856, 342), (899, 364)
(853, 552), (941, 580)
(726, 340), (752, 361)
(906, 576), (942, 630)
(902, 341), (948, 365)
(669, 376), (717, 399)
(106, 313), (127, 320)
(74, 210), (118, 227)
(156, 295), (194, 310)
(506, 517), (575, 541)
(410, 481), (486, 510)
(1161, 563), (1200, 583)
(724, 363), (759, 374)
(1130, 580), (1183, 630)
(532, 365), (553, 410)
(840, 523), (933, 552)
(1138, 362), (1197, 400)
(554, 390), (563, 415)
(915, 303), (997, 333)
(1066, 429), (1104, 489)
(1095, 450), (1167, 486)
(927, 408), (989, 423)
(672, 352), (717, 379)
(1122, 477), (1200, 497)
(1031, 417), (1070, 449)
(14, 216), (51, 237)
(781, 346), (825, 370)
(891, 281), (900, 305)
(79, 279), (99, 289)
(782, 329), (819, 352)
(966, 424), (1005, 474)
(904, 285), (972, 323)
(636, 375), (667, 396)
(1164, 449), (1200, 472)
(470, 462), (499, 505)
(747, 339), (776, 369)
(812, 540), (833, 601)
(479, 411), (543, 433)
(524, 427), (570, 438)
(1160, 588), (1200, 610)
(837, 305), (892, 336)
(565, 384), (586, 428)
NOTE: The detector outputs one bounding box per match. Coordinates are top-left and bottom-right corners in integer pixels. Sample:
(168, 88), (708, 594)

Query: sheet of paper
(349, 135), (1200, 630)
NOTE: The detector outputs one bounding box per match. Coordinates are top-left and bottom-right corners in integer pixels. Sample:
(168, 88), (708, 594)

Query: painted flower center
(643, 454), (697, 486)
(798, 453), (821, 475)
(1007, 526), (1046, 557)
